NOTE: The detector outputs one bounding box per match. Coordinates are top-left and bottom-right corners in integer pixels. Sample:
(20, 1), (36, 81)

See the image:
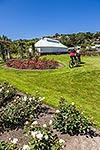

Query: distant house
(34, 38), (68, 54)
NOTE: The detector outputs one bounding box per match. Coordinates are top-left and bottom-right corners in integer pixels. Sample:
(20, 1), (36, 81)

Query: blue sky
(0, 0), (100, 40)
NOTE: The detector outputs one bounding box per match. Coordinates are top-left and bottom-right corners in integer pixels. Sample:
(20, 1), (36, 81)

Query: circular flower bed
(6, 58), (59, 70)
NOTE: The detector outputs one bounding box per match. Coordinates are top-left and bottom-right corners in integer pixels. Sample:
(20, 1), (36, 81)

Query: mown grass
(0, 54), (100, 127)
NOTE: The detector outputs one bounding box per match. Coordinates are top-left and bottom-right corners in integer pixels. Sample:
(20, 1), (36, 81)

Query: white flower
(41, 97), (45, 101)
(59, 139), (65, 144)
(0, 88), (2, 92)
(13, 99), (17, 102)
(6, 90), (9, 93)
(44, 135), (49, 140)
(49, 120), (53, 125)
(23, 96), (27, 101)
(51, 115), (53, 118)
(30, 124), (34, 128)
(43, 124), (47, 128)
(32, 97), (35, 100)
(32, 121), (38, 125)
(8, 138), (11, 141)
(31, 131), (37, 138)
(16, 96), (20, 99)
(29, 97), (32, 101)
(56, 110), (60, 113)
(22, 145), (30, 150)
(11, 138), (18, 144)
(71, 102), (75, 106)
(30, 115), (33, 118)
(36, 132), (43, 140)
(39, 97), (41, 100)
(25, 121), (29, 125)
(64, 116), (68, 119)
(38, 97), (45, 101)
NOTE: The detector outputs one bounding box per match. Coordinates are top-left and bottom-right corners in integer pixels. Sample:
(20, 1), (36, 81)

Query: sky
(0, 0), (100, 40)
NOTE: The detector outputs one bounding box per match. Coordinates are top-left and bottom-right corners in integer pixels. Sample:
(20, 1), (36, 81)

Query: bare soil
(0, 104), (100, 150)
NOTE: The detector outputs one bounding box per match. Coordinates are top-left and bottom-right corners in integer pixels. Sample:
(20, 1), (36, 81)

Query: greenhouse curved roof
(35, 38), (67, 48)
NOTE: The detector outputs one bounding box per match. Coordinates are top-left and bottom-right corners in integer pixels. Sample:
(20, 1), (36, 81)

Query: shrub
(53, 97), (93, 135)
(0, 140), (17, 150)
(24, 120), (65, 150)
(6, 58), (59, 70)
(81, 50), (100, 56)
(0, 82), (16, 107)
(0, 120), (65, 150)
(0, 92), (44, 131)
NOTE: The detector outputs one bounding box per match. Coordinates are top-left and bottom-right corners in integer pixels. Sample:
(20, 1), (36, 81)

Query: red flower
(6, 58), (59, 70)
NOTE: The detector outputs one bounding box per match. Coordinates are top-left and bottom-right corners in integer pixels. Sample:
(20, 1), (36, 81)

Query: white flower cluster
(30, 120), (38, 128)
(32, 120), (38, 125)
(6, 90), (9, 93)
(11, 138), (18, 144)
(22, 144), (30, 150)
(24, 119), (66, 149)
(56, 109), (60, 113)
(71, 102), (75, 106)
(25, 121), (29, 125)
(23, 96), (27, 101)
(0, 86), (8, 92)
(59, 139), (65, 148)
(0, 88), (3, 92)
(38, 96), (45, 101)
(43, 124), (47, 127)
(31, 130), (43, 140)
(44, 134), (49, 141)
(0, 86), (4, 92)
(49, 120), (53, 125)
(32, 97), (35, 100)
(59, 139), (65, 144)
(29, 97), (32, 101)
(31, 130), (50, 141)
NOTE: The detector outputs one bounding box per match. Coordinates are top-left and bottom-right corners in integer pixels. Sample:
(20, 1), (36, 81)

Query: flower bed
(0, 82), (65, 150)
(6, 58), (59, 70)
(0, 82), (97, 150)
(0, 92), (44, 131)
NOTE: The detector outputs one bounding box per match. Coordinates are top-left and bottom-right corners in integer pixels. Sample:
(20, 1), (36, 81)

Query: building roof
(35, 38), (67, 48)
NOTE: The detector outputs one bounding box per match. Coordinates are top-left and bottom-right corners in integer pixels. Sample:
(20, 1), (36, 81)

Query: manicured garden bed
(6, 58), (59, 70)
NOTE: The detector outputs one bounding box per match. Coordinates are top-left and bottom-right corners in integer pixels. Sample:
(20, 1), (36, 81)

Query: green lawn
(0, 54), (100, 127)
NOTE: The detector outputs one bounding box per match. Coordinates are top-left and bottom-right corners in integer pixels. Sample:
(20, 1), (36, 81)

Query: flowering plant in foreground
(0, 139), (18, 150)
(6, 58), (59, 70)
(53, 97), (93, 135)
(0, 82), (16, 107)
(0, 91), (44, 131)
(24, 120), (65, 150)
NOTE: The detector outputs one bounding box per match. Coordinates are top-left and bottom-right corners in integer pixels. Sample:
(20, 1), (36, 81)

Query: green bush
(0, 120), (65, 150)
(0, 82), (16, 107)
(0, 92), (44, 131)
(24, 120), (65, 150)
(53, 97), (93, 135)
(0, 140), (17, 150)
